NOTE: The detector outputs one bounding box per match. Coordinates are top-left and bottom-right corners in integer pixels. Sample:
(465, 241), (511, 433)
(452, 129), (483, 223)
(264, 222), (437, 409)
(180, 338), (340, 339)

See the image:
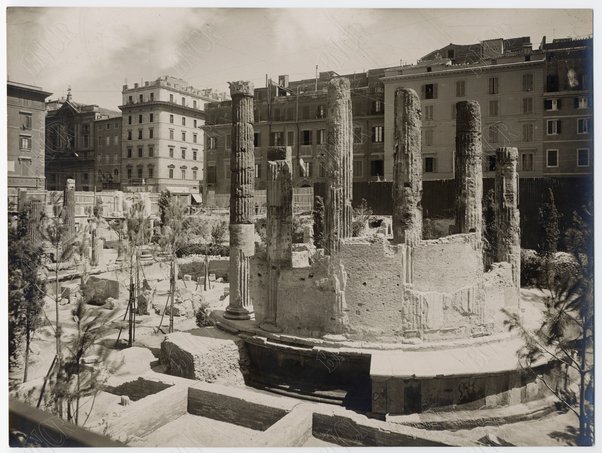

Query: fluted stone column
(324, 77), (353, 255)
(455, 101), (483, 235)
(261, 147), (293, 332)
(225, 81), (255, 320)
(63, 178), (76, 238)
(495, 147), (521, 289)
(392, 88), (423, 245)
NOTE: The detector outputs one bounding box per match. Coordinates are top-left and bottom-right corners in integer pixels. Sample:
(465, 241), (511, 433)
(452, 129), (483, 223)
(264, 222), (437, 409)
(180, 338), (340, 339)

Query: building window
(270, 131), (283, 146)
(149, 113), (154, 122)
(422, 83), (437, 99)
(193, 150), (197, 160)
(488, 125), (498, 143)
(139, 94), (143, 103)
(302, 130), (312, 146)
(306, 161), (313, 178)
(148, 146), (154, 157)
(522, 123), (534, 142)
(113, 135), (119, 145)
(128, 115), (132, 125)
(105, 136), (111, 146)
(488, 77), (499, 94)
(489, 100), (499, 117)
(578, 118), (589, 134)
(370, 160), (384, 177)
(193, 133), (197, 143)
(170, 94), (174, 103)
(138, 147), (143, 158)
(316, 129), (325, 145)
(577, 148), (590, 167)
(523, 97), (533, 114)
(148, 127), (154, 139)
(193, 100), (197, 109)
(193, 119), (198, 128)
(424, 105), (433, 121)
(316, 105), (325, 118)
(353, 127), (362, 144)
(522, 73), (534, 91)
(169, 129), (174, 140)
(255, 163), (262, 179)
(127, 147), (132, 158)
(139, 114), (143, 124)
(546, 149), (558, 167)
(546, 75), (559, 92)
(372, 126), (384, 143)
(424, 129), (433, 146)
(137, 167), (143, 179)
(353, 160), (363, 177)
(138, 129), (143, 139)
(181, 97), (186, 106)
(208, 137), (217, 150)
(182, 117), (186, 126)
(128, 96), (133, 104)
(169, 147), (174, 158)
(193, 169), (198, 179)
(150, 93), (154, 101)
(127, 168), (132, 179)
(254, 132), (261, 147)
(148, 167), (154, 178)
(456, 80), (465, 97)
(181, 169), (186, 179)
(521, 153), (534, 171)
(181, 131), (186, 141)
(98, 136), (102, 146)
(169, 168), (174, 178)
(544, 99), (561, 111)
(19, 135), (32, 150)
(576, 96), (590, 109)
(114, 168), (119, 177)
(170, 114), (174, 124)
(424, 156), (436, 173)
(181, 148), (186, 159)
(373, 100), (383, 114)
(286, 131), (294, 146)
(487, 155), (497, 172)
(19, 112), (32, 129)
(547, 119), (561, 135)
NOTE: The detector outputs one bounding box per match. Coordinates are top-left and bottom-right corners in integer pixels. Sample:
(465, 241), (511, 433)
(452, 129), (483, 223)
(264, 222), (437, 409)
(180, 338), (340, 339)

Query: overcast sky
(7, 8), (592, 111)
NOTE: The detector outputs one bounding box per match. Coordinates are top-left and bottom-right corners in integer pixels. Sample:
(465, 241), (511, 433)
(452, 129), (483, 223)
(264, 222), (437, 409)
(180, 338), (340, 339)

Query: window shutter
(420, 85), (426, 99)
(557, 120), (562, 134)
(574, 97), (579, 109)
(544, 99), (552, 110)
(433, 83), (438, 99)
(557, 99), (562, 110)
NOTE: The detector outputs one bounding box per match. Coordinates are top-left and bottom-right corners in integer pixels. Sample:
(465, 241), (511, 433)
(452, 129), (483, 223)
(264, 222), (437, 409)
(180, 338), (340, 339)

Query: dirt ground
(9, 251), (580, 447)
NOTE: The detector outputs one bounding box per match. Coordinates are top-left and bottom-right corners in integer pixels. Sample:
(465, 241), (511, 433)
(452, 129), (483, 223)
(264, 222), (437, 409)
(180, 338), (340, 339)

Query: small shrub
(176, 243), (229, 258)
(352, 199), (372, 237)
(521, 249), (543, 287)
(211, 220), (228, 244)
(195, 302), (214, 328)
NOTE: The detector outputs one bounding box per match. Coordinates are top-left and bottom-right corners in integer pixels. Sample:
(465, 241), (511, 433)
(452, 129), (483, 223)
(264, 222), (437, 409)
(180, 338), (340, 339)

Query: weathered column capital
(228, 81), (254, 97)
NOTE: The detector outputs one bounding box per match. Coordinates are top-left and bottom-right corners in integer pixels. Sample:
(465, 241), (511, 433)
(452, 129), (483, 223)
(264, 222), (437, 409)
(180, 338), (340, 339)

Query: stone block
(82, 276), (120, 305)
(183, 274), (192, 282)
(291, 250), (310, 268)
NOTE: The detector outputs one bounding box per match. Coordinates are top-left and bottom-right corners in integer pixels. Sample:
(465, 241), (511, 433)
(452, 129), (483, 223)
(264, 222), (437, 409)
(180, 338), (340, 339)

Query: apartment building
(95, 116), (123, 190)
(119, 76), (227, 200)
(7, 81), (52, 195)
(202, 69), (386, 200)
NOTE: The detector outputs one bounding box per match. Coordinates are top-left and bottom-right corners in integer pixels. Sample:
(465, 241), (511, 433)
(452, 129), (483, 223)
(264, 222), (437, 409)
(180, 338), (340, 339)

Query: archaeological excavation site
(8, 76), (581, 448)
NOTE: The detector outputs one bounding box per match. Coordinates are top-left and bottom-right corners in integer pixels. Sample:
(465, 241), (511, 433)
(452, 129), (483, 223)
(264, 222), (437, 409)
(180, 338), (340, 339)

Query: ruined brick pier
(495, 147), (521, 289)
(261, 147), (294, 331)
(225, 81), (255, 320)
(324, 78), (353, 255)
(392, 88), (422, 245)
(455, 101), (483, 236)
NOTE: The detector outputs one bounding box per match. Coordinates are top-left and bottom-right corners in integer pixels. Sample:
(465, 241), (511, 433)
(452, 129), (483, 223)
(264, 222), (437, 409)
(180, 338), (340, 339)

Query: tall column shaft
(392, 88), (423, 245)
(495, 147), (521, 289)
(225, 81), (255, 320)
(324, 77), (353, 255)
(262, 147), (293, 330)
(455, 101), (483, 235)
(63, 178), (76, 238)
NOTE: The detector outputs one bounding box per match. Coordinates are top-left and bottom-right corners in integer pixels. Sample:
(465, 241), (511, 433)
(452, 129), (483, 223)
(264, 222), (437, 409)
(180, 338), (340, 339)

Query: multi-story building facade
(95, 116), (123, 190)
(119, 76), (227, 200)
(382, 37), (546, 180)
(7, 81), (52, 196)
(203, 70), (386, 200)
(540, 36), (593, 176)
(45, 89), (121, 191)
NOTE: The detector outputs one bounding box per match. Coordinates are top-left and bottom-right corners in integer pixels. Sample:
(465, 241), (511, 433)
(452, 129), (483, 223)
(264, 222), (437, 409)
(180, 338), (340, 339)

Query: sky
(6, 8), (593, 111)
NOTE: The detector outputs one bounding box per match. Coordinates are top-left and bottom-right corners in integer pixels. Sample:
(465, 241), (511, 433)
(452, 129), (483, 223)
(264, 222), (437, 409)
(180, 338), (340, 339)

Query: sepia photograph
(5, 4), (595, 448)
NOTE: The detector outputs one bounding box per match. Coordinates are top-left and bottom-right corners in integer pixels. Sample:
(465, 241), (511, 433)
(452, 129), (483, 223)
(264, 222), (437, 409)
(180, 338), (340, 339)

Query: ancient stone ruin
(247, 81), (520, 342)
